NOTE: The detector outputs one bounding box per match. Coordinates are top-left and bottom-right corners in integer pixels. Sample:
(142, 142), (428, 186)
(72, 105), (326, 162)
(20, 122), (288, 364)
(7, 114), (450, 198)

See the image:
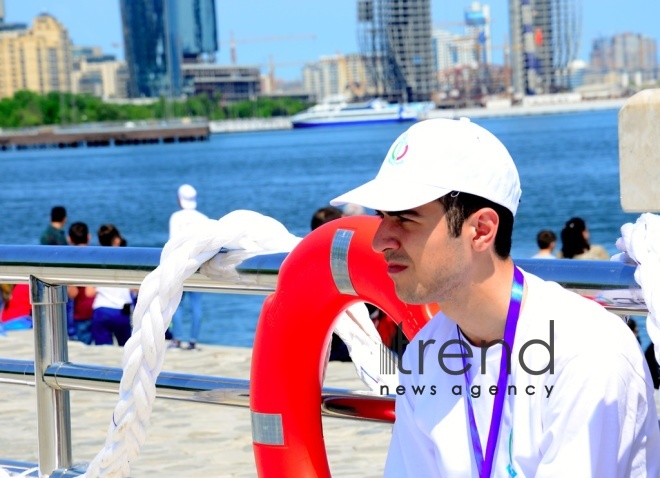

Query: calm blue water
(0, 109), (650, 348)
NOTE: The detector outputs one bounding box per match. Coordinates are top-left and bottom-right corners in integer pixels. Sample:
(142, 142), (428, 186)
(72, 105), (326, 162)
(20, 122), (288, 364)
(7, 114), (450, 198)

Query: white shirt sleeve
(383, 350), (439, 476)
(536, 351), (660, 477)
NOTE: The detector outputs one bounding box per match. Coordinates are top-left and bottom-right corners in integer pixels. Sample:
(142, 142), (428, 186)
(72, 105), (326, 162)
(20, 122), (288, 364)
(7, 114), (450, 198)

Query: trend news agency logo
(379, 321), (555, 399)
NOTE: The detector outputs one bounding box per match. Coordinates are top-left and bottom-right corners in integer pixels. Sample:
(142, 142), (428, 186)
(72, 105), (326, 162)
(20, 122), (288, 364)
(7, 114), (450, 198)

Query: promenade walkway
(4, 328), (658, 477)
(1, 331), (391, 477)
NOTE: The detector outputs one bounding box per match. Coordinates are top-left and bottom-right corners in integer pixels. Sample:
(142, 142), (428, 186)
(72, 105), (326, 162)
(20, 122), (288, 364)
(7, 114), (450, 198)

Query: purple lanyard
(458, 266), (524, 478)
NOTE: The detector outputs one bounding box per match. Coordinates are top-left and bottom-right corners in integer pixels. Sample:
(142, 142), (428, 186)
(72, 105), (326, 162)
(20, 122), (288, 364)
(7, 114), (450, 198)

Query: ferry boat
(290, 98), (417, 128)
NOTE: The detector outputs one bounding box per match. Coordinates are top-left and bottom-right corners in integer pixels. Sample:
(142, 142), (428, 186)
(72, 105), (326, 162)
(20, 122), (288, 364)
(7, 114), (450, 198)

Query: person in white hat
(330, 118), (660, 477)
(168, 184), (209, 350)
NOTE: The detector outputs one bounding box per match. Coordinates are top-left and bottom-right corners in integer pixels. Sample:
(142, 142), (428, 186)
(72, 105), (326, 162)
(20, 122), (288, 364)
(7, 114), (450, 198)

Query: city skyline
(6, 0), (660, 81)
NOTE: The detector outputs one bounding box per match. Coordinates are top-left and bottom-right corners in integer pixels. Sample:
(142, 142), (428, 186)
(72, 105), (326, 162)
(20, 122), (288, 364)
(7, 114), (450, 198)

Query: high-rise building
(357, 0), (436, 102)
(176, 0), (218, 63)
(589, 37), (610, 71)
(0, 15), (72, 99)
(302, 53), (377, 101)
(120, 0), (219, 97)
(464, 2), (492, 66)
(119, 0), (182, 98)
(612, 33), (657, 73)
(344, 53), (375, 98)
(432, 29), (479, 73)
(589, 33), (657, 85)
(508, 0), (581, 96)
(71, 46), (129, 99)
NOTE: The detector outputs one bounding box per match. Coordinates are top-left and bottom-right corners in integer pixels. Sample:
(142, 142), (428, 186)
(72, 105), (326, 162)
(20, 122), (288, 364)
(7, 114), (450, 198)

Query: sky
(7, 0), (660, 81)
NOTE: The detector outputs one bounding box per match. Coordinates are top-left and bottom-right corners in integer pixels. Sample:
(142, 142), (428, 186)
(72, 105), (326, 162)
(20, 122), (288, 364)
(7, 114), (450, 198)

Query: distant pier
(0, 119), (210, 151)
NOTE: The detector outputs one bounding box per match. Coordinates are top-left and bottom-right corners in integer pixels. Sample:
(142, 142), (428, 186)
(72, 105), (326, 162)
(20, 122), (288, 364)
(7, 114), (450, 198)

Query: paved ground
(0, 330), (392, 477)
(3, 330), (659, 477)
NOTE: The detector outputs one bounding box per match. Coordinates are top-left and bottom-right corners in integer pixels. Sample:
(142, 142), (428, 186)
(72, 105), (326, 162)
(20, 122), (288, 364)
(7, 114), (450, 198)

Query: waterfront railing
(0, 246), (647, 476)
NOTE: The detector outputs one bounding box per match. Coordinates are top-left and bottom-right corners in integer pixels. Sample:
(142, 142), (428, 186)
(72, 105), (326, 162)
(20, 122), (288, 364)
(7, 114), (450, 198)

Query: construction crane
(220, 32), (316, 65)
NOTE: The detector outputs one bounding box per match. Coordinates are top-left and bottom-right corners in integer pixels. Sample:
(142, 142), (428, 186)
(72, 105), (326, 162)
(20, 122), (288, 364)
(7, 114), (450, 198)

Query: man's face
(372, 200), (470, 305)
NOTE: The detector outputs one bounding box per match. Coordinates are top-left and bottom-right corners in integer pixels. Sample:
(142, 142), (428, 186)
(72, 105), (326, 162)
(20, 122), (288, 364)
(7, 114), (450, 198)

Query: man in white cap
(168, 184), (209, 350)
(330, 118), (660, 476)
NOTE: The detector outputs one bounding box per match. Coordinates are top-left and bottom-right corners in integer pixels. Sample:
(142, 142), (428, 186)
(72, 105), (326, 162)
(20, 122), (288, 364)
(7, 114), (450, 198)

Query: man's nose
(372, 219), (399, 254)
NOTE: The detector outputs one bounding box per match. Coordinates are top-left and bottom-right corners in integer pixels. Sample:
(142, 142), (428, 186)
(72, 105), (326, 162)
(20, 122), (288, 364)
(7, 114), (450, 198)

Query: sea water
(0, 109), (649, 348)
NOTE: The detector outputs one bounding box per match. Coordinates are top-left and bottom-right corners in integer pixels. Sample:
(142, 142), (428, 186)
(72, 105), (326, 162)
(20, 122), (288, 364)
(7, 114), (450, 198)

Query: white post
(619, 88), (660, 212)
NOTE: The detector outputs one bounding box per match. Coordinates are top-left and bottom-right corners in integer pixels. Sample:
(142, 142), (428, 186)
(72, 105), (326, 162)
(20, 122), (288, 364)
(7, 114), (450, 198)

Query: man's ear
(469, 208), (499, 252)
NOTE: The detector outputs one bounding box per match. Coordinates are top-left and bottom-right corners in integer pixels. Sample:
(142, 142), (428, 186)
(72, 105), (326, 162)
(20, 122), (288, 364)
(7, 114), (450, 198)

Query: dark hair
(560, 217), (589, 258)
(68, 222), (89, 245)
(98, 224), (123, 247)
(438, 191), (514, 259)
(536, 229), (557, 249)
(51, 206), (66, 222)
(311, 206), (343, 231)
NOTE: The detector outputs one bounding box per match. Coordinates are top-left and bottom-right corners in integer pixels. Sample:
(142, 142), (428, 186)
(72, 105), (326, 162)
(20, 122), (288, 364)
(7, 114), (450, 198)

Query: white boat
(291, 98), (417, 128)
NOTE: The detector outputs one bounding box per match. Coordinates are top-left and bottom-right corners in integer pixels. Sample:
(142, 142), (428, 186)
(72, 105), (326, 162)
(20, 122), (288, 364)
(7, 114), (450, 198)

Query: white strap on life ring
(335, 303), (399, 392)
(613, 213), (660, 364)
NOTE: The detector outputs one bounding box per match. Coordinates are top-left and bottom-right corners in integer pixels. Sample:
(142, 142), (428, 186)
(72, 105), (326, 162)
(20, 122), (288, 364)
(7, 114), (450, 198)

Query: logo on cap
(388, 134), (409, 165)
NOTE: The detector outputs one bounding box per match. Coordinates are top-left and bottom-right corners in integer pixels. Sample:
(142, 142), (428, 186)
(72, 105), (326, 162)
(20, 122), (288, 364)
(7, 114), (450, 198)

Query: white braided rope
(0, 210), (397, 477)
(81, 210), (301, 478)
(614, 213), (660, 364)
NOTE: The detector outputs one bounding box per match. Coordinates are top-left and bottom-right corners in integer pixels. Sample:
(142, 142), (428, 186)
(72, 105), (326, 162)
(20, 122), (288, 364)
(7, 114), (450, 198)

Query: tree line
(0, 91), (310, 128)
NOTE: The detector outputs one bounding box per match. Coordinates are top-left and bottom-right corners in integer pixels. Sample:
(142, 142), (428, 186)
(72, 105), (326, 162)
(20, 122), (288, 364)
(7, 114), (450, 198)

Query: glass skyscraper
(120, 0), (218, 97)
(176, 0), (218, 62)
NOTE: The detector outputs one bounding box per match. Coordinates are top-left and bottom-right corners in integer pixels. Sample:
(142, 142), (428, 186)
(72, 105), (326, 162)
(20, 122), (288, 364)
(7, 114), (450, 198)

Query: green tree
(0, 90), (310, 128)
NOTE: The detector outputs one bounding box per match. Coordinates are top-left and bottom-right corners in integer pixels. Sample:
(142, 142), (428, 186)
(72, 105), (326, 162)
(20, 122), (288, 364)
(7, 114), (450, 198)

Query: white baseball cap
(330, 118), (522, 215)
(177, 184), (197, 210)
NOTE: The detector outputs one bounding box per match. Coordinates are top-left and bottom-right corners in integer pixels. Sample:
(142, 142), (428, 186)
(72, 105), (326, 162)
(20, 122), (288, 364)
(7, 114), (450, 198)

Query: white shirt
(532, 252), (556, 259)
(384, 270), (660, 477)
(169, 208), (209, 240)
(93, 287), (133, 310)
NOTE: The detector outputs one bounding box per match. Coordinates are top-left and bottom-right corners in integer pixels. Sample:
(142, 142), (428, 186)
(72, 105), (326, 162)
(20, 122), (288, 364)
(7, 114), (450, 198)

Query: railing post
(30, 275), (72, 476)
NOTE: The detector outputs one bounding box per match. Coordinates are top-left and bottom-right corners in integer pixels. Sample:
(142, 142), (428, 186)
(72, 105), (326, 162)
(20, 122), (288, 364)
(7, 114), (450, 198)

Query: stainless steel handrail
(0, 459), (85, 477)
(0, 245), (647, 313)
(0, 358), (391, 420)
(0, 245), (283, 293)
(0, 245), (648, 476)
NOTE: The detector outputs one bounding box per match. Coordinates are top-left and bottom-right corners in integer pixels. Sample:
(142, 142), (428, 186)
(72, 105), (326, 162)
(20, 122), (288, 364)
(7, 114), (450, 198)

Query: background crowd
(0, 185), (206, 349)
(532, 216), (610, 260)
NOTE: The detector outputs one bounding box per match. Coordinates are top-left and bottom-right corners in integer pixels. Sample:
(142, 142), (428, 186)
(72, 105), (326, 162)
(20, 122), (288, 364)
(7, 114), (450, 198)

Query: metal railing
(0, 245), (647, 476)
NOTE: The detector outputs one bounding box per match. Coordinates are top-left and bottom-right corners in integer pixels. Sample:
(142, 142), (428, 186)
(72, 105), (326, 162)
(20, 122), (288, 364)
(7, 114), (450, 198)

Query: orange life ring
(249, 215), (433, 477)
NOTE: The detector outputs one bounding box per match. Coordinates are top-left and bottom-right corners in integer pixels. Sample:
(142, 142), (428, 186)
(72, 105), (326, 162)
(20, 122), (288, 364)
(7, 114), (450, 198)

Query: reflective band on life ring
(250, 216), (432, 477)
